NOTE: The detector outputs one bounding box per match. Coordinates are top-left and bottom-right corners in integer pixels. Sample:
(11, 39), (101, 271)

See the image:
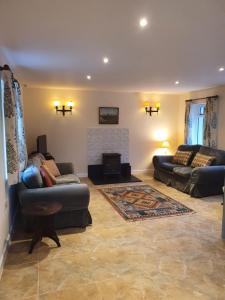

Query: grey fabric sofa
(153, 144), (225, 198)
(17, 153), (92, 229)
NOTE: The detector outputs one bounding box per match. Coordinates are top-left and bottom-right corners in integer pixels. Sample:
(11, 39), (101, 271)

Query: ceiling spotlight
(103, 57), (109, 64)
(86, 75), (91, 80)
(175, 81), (180, 85)
(219, 67), (224, 72)
(139, 17), (148, 28)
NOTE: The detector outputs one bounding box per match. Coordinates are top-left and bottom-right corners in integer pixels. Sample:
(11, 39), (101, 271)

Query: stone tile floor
(0, 175), (225, 299)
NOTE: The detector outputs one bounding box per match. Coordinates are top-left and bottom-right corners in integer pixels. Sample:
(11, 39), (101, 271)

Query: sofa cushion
(173, 167), (193, 178)
(40, 166), (53, 187)
(41, 165), (56, 184)
(42, 159), (61, 176)
(199, 146), (225, 165)
(160, 162), (182, 172)
(22, 165), (43, 188)
(191, 153), (215, 168)
(178, 144), (201, 164)
(27, 153), (45, 168)
(172, 150), (193, 166)
(55, 174), (81, 185)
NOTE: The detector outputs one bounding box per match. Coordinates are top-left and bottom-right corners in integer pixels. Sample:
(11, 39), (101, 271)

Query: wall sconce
(53, 100), (74, 116)
(144, 101), (160, 116)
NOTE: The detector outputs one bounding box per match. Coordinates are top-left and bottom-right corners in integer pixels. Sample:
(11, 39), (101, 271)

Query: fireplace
(88, 151), (141, 185)
(102, 153), (121, 176)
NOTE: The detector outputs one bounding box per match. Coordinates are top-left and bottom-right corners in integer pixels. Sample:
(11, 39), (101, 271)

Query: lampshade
(53, 101), (60, 107)
(155, 102), (160, 109)
(162, 141), (170, 148)
(143, 101), (150, 107)
(67, 101), (74, 107)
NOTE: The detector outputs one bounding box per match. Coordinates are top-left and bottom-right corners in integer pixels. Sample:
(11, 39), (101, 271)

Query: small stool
(22, 201), (62, 254)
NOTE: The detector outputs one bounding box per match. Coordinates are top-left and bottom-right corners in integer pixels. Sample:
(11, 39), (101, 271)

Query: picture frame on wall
(99, 107), (119, 124)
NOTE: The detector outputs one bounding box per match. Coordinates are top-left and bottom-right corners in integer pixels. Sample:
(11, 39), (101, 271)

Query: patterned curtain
(184, 101), (192, 144)
(0, 68), (27, 185)
(203, 96), (218, 148)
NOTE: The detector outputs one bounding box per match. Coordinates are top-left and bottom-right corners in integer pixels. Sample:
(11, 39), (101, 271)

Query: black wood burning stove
(88, 153), (140, 185)
(102, 153), (121, 176)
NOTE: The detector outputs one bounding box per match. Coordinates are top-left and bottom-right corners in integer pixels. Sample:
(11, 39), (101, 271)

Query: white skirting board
(0, 233), (11, 279)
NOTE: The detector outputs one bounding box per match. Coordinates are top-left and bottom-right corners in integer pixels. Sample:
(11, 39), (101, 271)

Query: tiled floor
(0, 175), (225, 299)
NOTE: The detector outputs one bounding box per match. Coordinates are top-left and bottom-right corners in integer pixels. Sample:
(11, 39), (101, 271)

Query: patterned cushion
(42, 159), (61, 177)
(27, 153), (45, 168)
(41, 164), (56, 184)
(172, 151), (193, 166)
(191, 153), (215, 168)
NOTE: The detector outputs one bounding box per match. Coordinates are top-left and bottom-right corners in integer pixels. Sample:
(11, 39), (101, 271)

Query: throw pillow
(22, 165), (43, 188)
(42, 159), (60, 177)
(172, 150), (193, 166)
(41, 164), (56, 184)
(191, 153), (215, 168)
(40, 166), (53, 187)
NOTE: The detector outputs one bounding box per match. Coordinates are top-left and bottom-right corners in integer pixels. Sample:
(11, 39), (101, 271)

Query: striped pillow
(172, 150), (192, 166)
(191, 153), (215, 168)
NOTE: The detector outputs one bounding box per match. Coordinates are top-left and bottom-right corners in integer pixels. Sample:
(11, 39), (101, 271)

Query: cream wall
(178, 84), (225, 149)
(23, 88), (180, 175)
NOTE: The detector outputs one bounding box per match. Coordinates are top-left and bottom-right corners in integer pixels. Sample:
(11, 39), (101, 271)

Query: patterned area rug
(100, 185), (194, 221)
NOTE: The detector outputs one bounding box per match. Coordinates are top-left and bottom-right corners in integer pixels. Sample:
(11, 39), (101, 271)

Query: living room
(0, 0), (225, 299)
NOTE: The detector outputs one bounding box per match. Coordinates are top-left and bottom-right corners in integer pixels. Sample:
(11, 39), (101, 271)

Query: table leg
(28, 214), (61, 253)
(42, 214), (61, 247)
(29, 233), (41, 254)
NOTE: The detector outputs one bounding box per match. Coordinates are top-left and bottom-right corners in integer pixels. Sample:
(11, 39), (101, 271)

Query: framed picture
(99, 107), (119, 124)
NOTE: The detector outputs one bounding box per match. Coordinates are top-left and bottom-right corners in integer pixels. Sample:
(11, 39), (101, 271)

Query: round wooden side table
(22, 201), (62, 254)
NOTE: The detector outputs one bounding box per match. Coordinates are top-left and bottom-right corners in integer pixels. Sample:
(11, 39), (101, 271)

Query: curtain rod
(185, 95), (218, 102)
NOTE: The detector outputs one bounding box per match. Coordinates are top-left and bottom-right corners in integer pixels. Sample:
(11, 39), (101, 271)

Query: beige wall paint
(23, 88), (180, 175)
(178, 84), (225, 149)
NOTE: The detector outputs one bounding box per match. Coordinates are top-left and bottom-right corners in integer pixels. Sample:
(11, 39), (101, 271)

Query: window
(189, 103), (206, 145)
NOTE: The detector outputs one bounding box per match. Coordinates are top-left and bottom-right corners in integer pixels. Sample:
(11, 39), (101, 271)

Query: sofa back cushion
(22, 165), (43, 188)
(27, 153), (45, 168)
(199, 146), (225, 165)
(191, 153), (215, 168)
(172, 150), (193, 166)
(178, 144), (201, 163)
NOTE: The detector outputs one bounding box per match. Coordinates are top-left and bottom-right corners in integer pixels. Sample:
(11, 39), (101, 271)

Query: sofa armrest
(56, 162), (74, 175)
(18, 183), (90, 210)
(191, 166), (225, 185)
(153, 155), (174, 168)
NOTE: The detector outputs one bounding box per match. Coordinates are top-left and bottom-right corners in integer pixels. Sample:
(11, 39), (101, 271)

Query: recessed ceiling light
(219, 67), (224, 72)
(103, 57), (109, 64)
(86, 75), (91, 80)
(139, 17), (148, 28)
(175, 81), (180, 85)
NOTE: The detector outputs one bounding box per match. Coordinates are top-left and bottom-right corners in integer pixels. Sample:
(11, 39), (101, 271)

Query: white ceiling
(1, 0), (225, 93)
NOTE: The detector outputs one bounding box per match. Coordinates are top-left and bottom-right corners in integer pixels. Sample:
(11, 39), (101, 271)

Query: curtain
(0, 68), (27, 185)
(203, 96), (218, 148)
(184, 101), (192, 144)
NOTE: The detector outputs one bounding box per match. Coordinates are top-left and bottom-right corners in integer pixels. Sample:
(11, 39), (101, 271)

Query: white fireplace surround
(87, 128), (129, 165)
